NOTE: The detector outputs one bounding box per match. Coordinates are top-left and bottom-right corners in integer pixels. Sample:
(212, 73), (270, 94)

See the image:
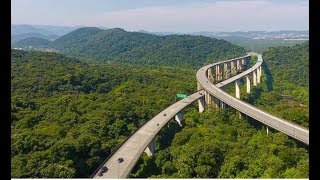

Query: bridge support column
(175, 111), (184, 127)
(235, 80), (240, 99)
(144, 139), (155, 157)
(231, 61), (235, 76)
(218, 64), (223, 81)
(224, 63), (229, 80)
(198, 96), (205, 113)
(220, 101), (225, 109)
(266, 126), (269, 135)
(253, 70), (257, 86)
(215, 65), (219, 82)
(205, 91), (211, 105)
(237, 60), (240, 72)
(207, 67), (213, 83)
(212, 67), (216, 83)
(246, 75), (251, 94)
(257, 67), (261, 84)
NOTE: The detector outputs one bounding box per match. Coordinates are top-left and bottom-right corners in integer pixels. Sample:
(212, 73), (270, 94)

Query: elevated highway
(92, 91), (205, 178)
(196, 54), (309, 144)
(92, 52), (309, 178)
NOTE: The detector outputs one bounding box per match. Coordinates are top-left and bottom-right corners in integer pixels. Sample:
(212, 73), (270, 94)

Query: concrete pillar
(266, 126), (269, 135)
(224, 63), (229, 80)
(198, 96), (205, 113)
(230, 61), (235, 76)
(208, 93), (212, 105)
(175, 111), (184, 126)
(220, 64), (224, 81)
(144, 139), (155, 157)
(253, 70), (257, 86)
(211, 66), (216, 83)
(218, 64), (223, 81)
(220, 101), (225, 109)
(205, 91), (212, 105)
(246, 75), (250, 94)
(237, 60), (240, 72)
(215, 65), (219, 82)
(207, 67), (213, 83)
(260, 66), (262, 75)
(235, 80), (240, 99)
(257, 67), (261, 84)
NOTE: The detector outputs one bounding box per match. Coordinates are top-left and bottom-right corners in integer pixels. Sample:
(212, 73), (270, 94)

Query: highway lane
(92, 90), (205, 178)
(196, 54), (309, 144)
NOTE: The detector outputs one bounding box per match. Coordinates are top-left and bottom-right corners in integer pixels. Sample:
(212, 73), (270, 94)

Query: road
(92, 53), (308, 178)
(196, 54), (309, 144)
(92, 91), (205, 178)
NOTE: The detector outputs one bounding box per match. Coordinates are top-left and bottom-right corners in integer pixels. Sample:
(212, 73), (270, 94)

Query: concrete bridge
(92, 53), (309, 178)
(196, 53), (308, 145)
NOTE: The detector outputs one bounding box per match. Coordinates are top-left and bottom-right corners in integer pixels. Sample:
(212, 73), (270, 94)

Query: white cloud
(81, 0), (308, 32)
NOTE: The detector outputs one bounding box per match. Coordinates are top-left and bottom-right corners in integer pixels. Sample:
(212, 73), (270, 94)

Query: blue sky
(11, 0), (309, 32)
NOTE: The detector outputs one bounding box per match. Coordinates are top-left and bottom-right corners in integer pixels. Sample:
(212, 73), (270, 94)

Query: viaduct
(92, 53), (309, 178)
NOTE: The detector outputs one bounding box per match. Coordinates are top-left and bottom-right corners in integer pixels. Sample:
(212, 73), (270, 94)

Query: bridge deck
(93, 90), (205, 178)
(93, 53), (309, 178)
(196, 54), (309, 144)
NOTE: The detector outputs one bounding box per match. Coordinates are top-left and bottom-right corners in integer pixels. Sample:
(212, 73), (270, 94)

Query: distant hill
(50, 27), (246, 67)
(11, 33), (59, 43)
(13, 37), (51, 48)
(11, 24), (82, 44)
(12, 24), (82, 36)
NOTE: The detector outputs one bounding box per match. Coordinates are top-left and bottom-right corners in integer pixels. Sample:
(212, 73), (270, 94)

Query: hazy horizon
(12, 0), (308, 33)
(11, 24), (309, 34)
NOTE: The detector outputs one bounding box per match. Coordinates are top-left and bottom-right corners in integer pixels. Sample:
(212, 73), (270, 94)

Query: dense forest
(130, 108), (308, 178)
(11, 50), (196, 177)
(49, 27), (246, 67)
(11, 39), (309, 178)
(246, 42), (309, 127)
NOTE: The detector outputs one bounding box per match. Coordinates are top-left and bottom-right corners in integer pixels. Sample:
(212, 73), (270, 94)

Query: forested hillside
(243, 42), (309, 127)
(11, 50), (196, 177)
(263, 41), (309, 87)
(13, 37), (51, 48)
(49, 27), (246, 67)
(11, 40), (309, 178)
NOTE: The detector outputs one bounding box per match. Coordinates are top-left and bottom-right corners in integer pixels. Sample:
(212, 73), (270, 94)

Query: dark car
(101, 166), (108, 173)
(97, 166), (108, 176)
(118, 157), (124, 163)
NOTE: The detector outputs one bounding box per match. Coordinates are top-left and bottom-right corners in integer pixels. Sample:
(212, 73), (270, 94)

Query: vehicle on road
(118, 157), (124, 163)
(98, 166), (108, 176)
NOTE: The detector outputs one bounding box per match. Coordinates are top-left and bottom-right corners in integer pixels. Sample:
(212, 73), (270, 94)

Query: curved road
(92, 53), (309, 178)
(93, 91), (205, 178)
(196, 53), (309, 144)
